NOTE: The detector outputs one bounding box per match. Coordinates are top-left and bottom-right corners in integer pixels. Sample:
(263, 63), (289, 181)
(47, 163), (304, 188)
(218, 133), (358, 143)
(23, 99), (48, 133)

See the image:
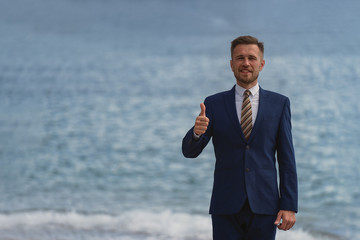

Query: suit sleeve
(277, 97), (298, 212)
(182, 100), (212, 158)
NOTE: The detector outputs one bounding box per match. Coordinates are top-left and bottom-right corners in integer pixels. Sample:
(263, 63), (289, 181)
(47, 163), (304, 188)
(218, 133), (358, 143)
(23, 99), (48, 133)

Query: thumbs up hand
(194, 103), (209, 136)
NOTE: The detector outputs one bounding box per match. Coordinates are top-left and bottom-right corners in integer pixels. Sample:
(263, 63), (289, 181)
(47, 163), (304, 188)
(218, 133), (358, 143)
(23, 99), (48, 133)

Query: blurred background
(0, 0), (359, 239)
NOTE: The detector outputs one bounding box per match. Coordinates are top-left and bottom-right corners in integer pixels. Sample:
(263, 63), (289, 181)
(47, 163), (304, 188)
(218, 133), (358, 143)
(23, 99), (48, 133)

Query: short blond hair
(231, 35), (264, 58)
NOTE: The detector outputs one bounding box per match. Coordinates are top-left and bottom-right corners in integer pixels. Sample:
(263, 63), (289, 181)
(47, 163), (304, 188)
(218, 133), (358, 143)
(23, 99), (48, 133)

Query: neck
(236, 80), (258, 90)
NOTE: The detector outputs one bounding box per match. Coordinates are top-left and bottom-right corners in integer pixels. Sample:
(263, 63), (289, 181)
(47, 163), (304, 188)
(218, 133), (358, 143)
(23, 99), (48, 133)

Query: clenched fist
(194, 103), (209, 136)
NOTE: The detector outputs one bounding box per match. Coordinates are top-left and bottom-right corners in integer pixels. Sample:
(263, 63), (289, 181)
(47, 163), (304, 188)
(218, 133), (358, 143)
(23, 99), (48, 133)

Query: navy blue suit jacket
(182, 85), (298, 215)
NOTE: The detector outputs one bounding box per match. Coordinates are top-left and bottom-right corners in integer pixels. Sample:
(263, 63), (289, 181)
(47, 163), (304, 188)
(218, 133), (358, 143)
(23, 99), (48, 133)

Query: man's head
(230, 35), (265, 89)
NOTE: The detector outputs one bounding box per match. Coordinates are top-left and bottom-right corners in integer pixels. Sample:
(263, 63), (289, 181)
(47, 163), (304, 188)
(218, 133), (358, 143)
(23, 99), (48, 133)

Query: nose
(242, 58), (250, 67)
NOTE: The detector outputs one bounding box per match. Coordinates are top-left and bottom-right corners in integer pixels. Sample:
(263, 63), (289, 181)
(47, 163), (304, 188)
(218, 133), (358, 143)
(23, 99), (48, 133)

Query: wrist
(193, 130), (201, 140)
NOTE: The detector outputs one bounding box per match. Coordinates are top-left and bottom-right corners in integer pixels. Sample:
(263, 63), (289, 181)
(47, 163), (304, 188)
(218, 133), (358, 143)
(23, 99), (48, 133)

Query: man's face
(230, 44), (265, 89)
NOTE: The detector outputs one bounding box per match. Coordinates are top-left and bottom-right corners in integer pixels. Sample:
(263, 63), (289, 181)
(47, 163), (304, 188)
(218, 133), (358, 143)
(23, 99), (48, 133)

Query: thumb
(199, 103), (206, 116)
(274, 212), (282, 225)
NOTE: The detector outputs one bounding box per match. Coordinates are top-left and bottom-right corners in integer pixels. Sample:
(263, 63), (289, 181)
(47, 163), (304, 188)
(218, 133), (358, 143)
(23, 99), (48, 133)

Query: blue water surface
(0, 0), (359, 239)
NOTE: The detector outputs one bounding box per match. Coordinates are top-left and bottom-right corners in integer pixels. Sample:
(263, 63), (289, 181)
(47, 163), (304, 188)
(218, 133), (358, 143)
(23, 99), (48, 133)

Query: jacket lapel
(248, 87), (267, 142)
(224, 85), (245, 140)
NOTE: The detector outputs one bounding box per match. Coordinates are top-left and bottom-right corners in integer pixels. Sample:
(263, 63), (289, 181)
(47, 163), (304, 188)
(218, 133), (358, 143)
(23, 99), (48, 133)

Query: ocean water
(0, 0), (359, 239)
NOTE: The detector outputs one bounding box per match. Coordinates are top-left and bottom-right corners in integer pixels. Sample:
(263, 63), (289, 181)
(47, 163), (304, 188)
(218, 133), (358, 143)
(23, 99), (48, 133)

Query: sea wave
(0, 210), (340, 240)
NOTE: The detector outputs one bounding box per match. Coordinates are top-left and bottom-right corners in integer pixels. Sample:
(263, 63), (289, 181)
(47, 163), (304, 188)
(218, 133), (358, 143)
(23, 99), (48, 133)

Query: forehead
(232, 44), (261, 57)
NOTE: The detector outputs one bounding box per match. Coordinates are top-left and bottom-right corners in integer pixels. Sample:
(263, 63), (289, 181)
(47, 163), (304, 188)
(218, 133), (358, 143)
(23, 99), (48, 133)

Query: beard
(234, 70), (259, 86)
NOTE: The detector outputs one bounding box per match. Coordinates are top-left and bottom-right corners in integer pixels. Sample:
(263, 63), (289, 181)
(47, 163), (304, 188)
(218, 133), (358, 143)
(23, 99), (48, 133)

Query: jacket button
(246, 145), (250, 150)
(245, 168), (250, 172)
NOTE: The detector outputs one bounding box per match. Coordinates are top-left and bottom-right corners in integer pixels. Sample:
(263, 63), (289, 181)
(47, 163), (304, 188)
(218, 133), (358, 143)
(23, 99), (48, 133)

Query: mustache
(239, 68), (253, 72)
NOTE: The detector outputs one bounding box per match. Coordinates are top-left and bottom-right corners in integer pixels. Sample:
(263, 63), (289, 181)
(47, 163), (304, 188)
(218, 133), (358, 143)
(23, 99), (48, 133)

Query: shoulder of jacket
(205, 87), (234, 103)
(261, 88), (289, 102)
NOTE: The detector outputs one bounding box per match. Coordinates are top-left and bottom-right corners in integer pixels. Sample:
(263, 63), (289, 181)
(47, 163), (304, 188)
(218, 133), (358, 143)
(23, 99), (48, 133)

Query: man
(182, 36), (298, 240)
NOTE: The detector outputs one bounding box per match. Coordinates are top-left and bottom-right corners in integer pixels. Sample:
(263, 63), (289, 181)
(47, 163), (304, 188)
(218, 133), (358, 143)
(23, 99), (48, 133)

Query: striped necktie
(241, 90), (252, 141)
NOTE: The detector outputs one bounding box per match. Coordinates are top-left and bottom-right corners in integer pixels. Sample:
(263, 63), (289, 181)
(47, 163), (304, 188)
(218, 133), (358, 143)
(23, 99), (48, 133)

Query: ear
(259, 59), (265, 71)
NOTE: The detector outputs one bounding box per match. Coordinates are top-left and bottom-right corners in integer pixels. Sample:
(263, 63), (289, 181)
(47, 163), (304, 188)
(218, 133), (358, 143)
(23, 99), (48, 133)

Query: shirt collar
(235, 82), (259, 96)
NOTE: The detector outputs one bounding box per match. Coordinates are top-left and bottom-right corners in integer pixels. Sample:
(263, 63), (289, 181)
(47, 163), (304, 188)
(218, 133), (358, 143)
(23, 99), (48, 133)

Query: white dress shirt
(235, 83), (260, 126)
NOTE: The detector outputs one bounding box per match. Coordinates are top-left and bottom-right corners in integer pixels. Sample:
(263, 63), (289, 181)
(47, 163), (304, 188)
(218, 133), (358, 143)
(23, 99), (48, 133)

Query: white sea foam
(0, 210), (338, 240)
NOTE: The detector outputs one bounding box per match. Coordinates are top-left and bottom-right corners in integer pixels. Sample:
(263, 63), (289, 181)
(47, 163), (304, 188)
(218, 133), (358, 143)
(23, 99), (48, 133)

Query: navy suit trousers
(212, 200), (277, 240)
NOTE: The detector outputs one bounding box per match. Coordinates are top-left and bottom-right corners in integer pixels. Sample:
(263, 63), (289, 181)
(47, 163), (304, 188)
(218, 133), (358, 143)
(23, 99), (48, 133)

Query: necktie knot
(244, 90), (251, 97)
